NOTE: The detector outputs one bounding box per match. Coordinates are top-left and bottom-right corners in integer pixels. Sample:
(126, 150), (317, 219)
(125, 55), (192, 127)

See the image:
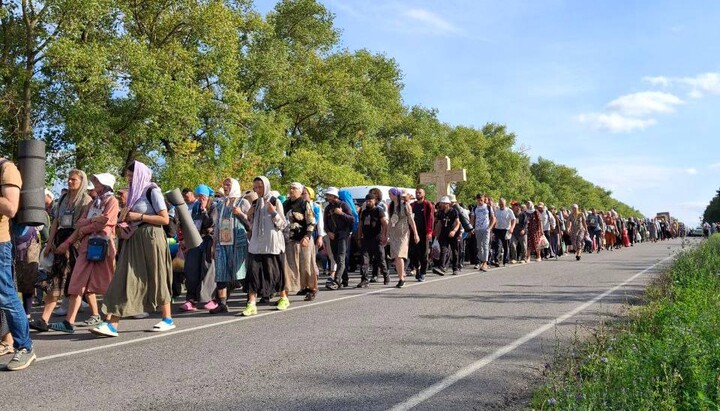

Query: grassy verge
(531, 236), (720, 410)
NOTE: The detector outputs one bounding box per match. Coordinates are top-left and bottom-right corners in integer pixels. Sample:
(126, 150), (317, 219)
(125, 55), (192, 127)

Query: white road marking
(36, 264), (500, 362)
(388, 255), (674, 411)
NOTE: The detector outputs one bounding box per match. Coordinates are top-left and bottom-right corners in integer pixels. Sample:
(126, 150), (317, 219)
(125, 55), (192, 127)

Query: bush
(532, 235), (720, 410)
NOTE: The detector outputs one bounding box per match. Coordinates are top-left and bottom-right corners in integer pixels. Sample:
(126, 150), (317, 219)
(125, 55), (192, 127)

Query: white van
(340, 185), (417, 206)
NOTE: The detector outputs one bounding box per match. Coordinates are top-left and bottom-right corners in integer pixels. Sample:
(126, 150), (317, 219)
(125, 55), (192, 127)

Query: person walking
(471, 194), (495, 272)
(525, 201), (544, 262)
(180, 184), (217, 311)
(409, 187), (434, 282)
(323, 187), (355, 290)
(586, 208), (602, 253)
(566, 204), (588, 261)
(49, 173), (119, 332)
(433, 197), (461, 276)
(491, 198), (516, 267)
(240, 176), (288, 316)
(30, 169), (92, 332)
(283, 182), (317, 300)
(0, 156), (35, 370)
(209, 178), (250, 314)
(91, 161), (175, 337)
(509, 201), (527, 264)
(356, 193), (388, 288)
(388, 188), (420, 287)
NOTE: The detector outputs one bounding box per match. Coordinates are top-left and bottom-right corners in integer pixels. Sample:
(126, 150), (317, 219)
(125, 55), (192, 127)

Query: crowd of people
(0, 160), (688, 371)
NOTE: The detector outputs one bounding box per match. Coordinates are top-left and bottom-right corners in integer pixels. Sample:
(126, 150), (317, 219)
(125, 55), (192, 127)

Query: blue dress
(214, 198), (248, 283)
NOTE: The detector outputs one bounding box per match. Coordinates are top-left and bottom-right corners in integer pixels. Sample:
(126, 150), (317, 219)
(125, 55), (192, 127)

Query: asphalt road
(2, 238), (688, 410)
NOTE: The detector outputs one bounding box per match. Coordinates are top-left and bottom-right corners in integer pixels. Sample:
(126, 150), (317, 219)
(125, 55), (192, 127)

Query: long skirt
(47, 228), (77, 297)
(102, 224), (173, 318)
(605, 231), (616, 247)
(284, 240), (316, 292)
(215, 228), (247, 284)
(68, 236), (116, 296)
(246, 253), (285, 298)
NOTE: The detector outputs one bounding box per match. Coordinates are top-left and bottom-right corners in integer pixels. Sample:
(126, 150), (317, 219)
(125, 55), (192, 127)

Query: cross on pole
(419, 156), (467, 202)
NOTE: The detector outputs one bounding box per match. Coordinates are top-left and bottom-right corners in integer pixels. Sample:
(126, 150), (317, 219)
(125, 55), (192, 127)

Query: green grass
(531, 236), (720, 410)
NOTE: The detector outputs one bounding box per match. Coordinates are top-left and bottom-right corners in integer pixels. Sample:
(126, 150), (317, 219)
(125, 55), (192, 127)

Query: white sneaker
(151, 320), (176, 332)
(89, 322), (119, 338)
(133, 312), (150, 319)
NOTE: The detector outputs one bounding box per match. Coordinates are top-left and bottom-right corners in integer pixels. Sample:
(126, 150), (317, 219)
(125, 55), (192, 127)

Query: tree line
(0, 0), (641, 216)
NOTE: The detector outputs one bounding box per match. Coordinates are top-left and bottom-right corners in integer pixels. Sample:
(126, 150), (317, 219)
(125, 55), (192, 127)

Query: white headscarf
(225, 178), (242, 198)
(526, 201), (535, 213)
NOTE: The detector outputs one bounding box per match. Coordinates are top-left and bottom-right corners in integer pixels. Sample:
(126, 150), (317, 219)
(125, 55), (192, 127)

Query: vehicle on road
(688, 227), (704, 237)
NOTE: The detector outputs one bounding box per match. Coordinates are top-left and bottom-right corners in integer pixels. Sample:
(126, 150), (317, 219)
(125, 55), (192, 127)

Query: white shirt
(494, 207), (516, 230)
(472, 204), (493, 231)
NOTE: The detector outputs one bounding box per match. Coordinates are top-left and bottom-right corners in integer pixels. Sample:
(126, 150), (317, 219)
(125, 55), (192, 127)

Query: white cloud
(606, 91), (684, 116)
(643, 72), (720, 99)
(577, 112), (656, 133)
(685, 168), (698, 175)
(404, 8), (459, 34)
(710, 163), (720, 171)
(680, 72), (720, 97)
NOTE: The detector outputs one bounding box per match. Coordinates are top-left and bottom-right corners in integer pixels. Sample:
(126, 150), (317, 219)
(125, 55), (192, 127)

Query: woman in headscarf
(388, 188), (419, 288)
(604, 211), (616, 250)
(525, 201), (544, 263)
(208, 178), (250, 314)
(283, 182), (317, 300)
(179, 184), (217, 311)
(241, 176), (288, 316)
(49, 173), (119, 332)
(303, 185), (325, 291)
(30, 169), (92, 332)
(566, 204), (587, 261)
(91, 161), (174, 337)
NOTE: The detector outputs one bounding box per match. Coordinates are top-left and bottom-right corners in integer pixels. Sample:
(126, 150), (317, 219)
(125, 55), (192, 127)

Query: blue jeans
(475, 228), (490, 263)
(0, 241), (32, 350)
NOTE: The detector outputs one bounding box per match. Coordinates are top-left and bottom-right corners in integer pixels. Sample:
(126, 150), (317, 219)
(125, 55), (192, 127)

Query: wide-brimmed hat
(325, 187), (339, 197)
(439, 196), (451, 204)
(92, 173), (116, 190)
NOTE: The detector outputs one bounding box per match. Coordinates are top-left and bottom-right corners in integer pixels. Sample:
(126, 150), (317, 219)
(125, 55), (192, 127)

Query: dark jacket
(324, 200), (355, 240)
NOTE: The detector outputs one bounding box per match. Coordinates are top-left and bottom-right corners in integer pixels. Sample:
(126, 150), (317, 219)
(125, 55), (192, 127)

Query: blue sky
(258, 0), (720, 226)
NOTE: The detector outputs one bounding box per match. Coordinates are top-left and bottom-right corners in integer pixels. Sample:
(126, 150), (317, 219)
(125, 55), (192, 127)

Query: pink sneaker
(179, 301), (197, 312)
(204, 300), (219, 310)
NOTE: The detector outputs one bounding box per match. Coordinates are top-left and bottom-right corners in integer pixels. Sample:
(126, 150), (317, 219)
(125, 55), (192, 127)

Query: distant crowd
(0, 159), (687, 371)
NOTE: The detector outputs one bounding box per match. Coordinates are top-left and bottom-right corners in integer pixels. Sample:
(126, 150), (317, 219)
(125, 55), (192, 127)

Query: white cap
(93, 173), (116, 190)
(325, 187), (339, 197)
(44, 189), (54, 200)
(439, 196), (451, 204)
(448, 194), (457, 203)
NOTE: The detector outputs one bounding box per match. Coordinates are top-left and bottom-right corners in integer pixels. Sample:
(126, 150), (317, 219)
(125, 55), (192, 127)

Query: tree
(703, 189), (720, 223)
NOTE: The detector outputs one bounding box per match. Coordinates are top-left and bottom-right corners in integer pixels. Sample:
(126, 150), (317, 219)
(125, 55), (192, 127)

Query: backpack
(145, 187), (177, 238)
(454, 204), (473, 232)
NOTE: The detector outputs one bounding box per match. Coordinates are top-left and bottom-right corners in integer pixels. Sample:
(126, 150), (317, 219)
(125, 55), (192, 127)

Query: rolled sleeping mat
(16, 139), (46, 226)
(165, 188), (202, 249)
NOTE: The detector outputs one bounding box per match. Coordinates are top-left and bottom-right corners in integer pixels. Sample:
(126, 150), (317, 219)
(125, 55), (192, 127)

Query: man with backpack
(324, 187), (355, 289)
(449, 195), (473, 270)
(0, 157), (35, 370)
(586, 208), (603, 253)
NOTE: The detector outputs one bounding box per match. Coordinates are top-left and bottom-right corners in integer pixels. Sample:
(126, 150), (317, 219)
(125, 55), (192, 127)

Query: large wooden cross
(419, 156), (467, 201)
